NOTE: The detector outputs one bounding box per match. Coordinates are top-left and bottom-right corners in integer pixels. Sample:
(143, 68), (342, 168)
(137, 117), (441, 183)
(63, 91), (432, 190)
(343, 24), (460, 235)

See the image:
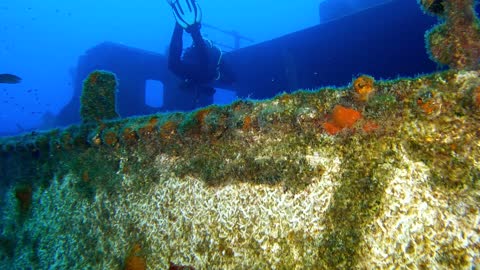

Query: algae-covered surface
(0, 69), (479, 269)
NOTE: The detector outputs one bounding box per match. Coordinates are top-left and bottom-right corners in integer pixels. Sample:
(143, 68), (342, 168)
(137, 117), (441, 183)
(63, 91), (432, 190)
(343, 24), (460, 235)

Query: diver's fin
(169, 0), (202, 29)
(0, 73), (21, 84)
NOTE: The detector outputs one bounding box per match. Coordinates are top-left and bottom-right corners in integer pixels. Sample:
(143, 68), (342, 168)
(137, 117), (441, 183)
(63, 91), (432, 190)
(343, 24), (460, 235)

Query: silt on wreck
(0, 0), (480, 269)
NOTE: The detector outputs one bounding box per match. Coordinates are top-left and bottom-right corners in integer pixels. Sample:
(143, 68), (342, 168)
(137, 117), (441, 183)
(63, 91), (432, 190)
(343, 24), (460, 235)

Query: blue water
(0, 0), (446, 136)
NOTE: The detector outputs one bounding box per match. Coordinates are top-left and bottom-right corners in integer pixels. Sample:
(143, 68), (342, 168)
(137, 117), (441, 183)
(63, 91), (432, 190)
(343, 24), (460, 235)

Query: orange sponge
(474, 86), (480, 107)
(353, 75), (375, 101)
(323, 122), (342, 135)
(323, 105), (362, 135)
(125, 244), (146, 270)
(332, 105), (362, 128)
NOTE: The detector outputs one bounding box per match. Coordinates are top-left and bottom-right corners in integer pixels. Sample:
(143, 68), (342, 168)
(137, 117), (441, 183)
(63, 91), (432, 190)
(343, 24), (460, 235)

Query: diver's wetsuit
(168, 23), (216, 109)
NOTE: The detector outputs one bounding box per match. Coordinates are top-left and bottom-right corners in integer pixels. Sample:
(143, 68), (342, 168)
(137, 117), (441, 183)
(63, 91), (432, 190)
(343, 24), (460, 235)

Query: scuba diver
(166, 0), (229, 109)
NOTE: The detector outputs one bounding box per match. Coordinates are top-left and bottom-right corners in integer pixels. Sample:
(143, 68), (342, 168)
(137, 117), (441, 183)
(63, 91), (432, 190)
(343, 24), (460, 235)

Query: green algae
(422, 0), (480, 70)
(0, 70), (479, 268)
(80, 70), (119, 123)
(316, 137), (397, 268)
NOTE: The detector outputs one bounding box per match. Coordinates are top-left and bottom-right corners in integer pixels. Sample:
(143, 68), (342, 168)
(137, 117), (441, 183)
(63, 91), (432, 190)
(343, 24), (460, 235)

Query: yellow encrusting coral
(353, 75), (376, 101)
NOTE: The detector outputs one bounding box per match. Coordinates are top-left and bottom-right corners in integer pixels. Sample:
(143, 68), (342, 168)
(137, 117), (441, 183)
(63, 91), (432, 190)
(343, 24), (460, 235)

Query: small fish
(0, 73), (22, 84)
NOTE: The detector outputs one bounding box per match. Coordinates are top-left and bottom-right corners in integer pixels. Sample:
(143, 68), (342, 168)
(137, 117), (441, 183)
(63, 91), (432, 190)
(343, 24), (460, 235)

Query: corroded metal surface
(0, 69), (479, 269)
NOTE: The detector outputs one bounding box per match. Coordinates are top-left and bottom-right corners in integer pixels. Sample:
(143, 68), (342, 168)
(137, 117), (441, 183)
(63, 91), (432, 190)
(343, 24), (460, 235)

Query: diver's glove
(166, 0), (202, 32)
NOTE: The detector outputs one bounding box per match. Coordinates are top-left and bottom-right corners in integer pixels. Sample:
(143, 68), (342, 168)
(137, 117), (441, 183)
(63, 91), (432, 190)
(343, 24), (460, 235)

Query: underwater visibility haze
(0, 0), (326, 136)
(0, 0), (416, 136)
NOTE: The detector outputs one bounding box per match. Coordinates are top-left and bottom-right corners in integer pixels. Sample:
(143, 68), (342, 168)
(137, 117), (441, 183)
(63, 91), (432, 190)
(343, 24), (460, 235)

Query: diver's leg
(195, 87), (215, 108)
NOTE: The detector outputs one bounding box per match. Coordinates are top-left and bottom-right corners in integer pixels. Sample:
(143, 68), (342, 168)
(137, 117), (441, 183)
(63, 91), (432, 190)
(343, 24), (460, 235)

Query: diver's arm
(189, 25), (208, 69)
(168, 22), (204, 80)
(168, 23), (186, 77)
